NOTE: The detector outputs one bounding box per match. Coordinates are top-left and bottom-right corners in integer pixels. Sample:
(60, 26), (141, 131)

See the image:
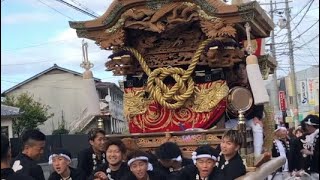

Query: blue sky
(1, 0), (319, 93)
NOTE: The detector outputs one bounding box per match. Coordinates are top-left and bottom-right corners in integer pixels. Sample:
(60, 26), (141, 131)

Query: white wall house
(1, 104), (21, 138)
(2, 64), (125, 135)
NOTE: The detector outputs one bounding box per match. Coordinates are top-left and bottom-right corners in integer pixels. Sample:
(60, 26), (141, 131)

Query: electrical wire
(274, 13), (318, 48)
(290, 0), (315, 33)
(295, 34), (319, 49)
(1, 60), (53, 66)
(54, 0), (98, 18)
(1, 80), (81, 90)
(68, 0), (100, 17)
(1, 39), (77, 52)
(275, 20), (319, 56)
(292, 20), (319, 41)
(266, 0), (314, 43)
(37, 0), (74, 20)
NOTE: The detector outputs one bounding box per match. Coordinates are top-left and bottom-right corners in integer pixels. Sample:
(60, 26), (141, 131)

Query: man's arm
(252, 104), (264, 120)
(252, 105), (264, 127)
(30, 165), (45, 180)
(77, 150), (91, 178)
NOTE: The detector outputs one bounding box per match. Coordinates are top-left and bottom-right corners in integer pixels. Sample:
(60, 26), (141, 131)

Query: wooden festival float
(70, 0), (284, 178)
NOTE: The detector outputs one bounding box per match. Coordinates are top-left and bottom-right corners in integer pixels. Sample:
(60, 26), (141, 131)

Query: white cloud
(51, 28), (78, 41)
(1, 0), (318, 92)
(1, 27), (122, 93)
(1, 13), (53, 25)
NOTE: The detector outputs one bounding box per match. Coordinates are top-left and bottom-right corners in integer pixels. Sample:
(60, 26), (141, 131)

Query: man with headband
(48, 148), (85, 180)
(269, 125), (291, 180)
(291, 114), (319, 179)
(124, 150), (166, 180)
(181, 145), (224, 180)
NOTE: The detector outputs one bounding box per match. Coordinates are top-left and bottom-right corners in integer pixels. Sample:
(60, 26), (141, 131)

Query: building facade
(2, 64), (125, 135)
(294, 66), (319, 118)
(278, 66), (319, 124)
(1, 104), (21, 138)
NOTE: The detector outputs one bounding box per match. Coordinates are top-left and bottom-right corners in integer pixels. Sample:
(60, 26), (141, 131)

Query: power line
(266, 0), (314, 43)
(1, 48), (108, 66)
(292, 20), (319, 41)
(274, 7), (319, 46)
(37, 0), (74, 20)
(1, 80), (81, 90)
(1, 60), (53, 66)
(54, 0), (98, 18)
(295, 34), (319, 49)
(290, 0), (315, 33)
(68, 0), (100, 17)
(294, 29), (319, 65)
(275, 20), (319, 55)
(1, 39), (76, 52)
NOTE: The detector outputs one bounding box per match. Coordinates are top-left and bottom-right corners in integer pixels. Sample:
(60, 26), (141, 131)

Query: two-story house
(1, 64), (125, 135)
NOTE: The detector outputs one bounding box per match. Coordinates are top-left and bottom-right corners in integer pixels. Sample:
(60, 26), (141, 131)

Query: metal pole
(270, 0), (280, 112)
(284, 0), (299, 128)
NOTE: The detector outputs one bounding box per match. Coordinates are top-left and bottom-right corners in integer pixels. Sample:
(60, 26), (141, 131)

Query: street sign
(300, 81), (308, 105)
(279, 91), (287, 111)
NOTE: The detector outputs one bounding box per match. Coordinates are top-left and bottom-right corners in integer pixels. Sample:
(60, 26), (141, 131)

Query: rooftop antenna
(80, 39), (94, 79)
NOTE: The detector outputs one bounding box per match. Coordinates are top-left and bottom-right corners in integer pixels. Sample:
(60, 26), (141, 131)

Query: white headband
(305, 118), (319, 126)
(171, 155), (182, 162)
(48, 154), (71, 164)
(127, 156), (153, 171)
(274, 127), (287, 133)
(192, 152), (217, 165)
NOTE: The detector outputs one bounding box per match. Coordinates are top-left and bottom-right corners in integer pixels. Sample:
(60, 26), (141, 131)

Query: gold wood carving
(122, 3), (200, 33)
(102, 2), (234, 36)
(263, 103), (275, 153)
(124, 88), (149, 119)
(99, 29), (125, 49)
(207, 48), (244, 67)
(192, 81), (229, 112)
(200, 19), (237, 38)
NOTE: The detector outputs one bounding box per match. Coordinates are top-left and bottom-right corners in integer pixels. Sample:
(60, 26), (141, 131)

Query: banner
(279, 91), (287, 111)
(307, 78), (316, 105)
(274, 111), (283, 124)
(243, 38), (265, 56)
(300, 81), (308, 105)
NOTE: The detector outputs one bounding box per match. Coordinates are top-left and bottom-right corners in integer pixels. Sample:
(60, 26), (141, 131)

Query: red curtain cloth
(125, 84), (227, 133)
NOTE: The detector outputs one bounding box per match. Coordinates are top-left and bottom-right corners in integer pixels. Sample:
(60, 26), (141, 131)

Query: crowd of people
(1, 114), (318, 180)
(270, 114), (319, 180)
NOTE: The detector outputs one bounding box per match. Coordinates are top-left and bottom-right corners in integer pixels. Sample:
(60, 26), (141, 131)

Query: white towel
(246, 57), (270, 105)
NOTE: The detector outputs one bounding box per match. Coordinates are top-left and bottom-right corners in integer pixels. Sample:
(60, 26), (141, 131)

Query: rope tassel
(123, 39), (213, 109)
(244, 23), (270, 105)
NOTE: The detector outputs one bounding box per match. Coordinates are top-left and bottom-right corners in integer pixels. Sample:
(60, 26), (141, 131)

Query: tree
(52, 110), (69, 135)
(3, 93), (54, 137)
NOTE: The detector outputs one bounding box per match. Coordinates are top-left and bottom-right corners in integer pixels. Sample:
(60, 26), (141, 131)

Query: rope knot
(147, 67), (195, 109)
(123, 39), (212, 109)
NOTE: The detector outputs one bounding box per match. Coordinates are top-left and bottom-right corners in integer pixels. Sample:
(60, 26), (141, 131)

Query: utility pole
(269, 0), (280, 114)
(284, 0), (299, 128)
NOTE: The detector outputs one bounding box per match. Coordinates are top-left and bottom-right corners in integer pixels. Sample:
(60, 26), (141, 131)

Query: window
(289, 96), (293, 105)
(1, 126), (9, 137)
(297, 93), (301, 104)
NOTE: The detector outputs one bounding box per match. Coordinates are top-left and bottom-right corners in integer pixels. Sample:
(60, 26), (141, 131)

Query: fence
(10, 134), (90, 163)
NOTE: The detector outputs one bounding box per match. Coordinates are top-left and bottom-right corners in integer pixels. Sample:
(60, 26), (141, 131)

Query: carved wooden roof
(69, 0), (274, 44)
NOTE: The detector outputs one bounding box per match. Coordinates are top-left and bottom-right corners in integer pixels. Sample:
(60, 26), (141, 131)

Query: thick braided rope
(123, 39), (212, 109)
